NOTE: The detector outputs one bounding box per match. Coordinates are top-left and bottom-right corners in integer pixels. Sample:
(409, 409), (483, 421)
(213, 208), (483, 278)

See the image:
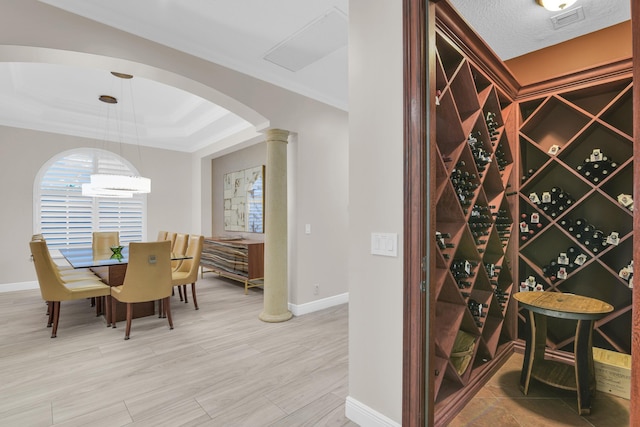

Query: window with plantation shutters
(35, 148), (146, 249)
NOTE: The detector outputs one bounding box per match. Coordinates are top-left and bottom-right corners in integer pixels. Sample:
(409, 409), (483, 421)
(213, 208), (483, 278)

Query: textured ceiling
(0, 0), (632, 153)
(448, 0), (630, 60)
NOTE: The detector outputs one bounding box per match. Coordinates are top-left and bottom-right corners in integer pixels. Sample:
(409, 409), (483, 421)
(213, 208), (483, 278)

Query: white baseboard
(0, 281), (39, 292)
(289, 292), (349, 316)
(345, 396), (400, 427)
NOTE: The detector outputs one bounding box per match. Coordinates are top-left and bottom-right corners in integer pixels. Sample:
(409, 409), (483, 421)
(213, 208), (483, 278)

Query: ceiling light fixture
(82, 72), (151, 197)
(536, 0), (577, 11)
(80, 184), (134, 198)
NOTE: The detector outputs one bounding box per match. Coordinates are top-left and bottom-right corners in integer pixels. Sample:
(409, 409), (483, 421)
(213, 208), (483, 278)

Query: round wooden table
(514, 291), (613, 415)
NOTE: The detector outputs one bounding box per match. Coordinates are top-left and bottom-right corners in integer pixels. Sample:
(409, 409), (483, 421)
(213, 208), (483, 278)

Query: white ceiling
(0, 0), (632, 153)
(448, 0), (630, 60)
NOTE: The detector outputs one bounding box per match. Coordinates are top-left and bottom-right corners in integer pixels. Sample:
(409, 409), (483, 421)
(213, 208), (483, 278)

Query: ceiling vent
(263, 9), (347, 72)
(551, 6), (585, 30)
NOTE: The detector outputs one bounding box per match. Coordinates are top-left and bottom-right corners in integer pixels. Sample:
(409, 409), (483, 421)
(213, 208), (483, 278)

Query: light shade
(81, 183), (134, 198)
(536, 0), (577, 11)
(90, 174), (151, 193)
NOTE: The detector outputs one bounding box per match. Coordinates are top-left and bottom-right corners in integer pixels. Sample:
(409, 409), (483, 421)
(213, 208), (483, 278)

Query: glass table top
(59, 246), (190, 269)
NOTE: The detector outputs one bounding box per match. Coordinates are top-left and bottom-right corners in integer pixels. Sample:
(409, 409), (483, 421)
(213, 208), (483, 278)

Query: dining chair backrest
(165, 232), (177, 248)
(118, 241), (173, 303)
(29, 240), (73, 301)
(173, 233), (189, 254)
(29, 236), (67, 275)
(175, 235), (204, 279)
(92, 231), (120, 258)
(157, 231), (168, 241)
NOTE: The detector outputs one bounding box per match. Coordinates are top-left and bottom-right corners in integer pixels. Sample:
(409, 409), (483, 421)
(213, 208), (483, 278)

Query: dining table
(59, 246), (191, 321)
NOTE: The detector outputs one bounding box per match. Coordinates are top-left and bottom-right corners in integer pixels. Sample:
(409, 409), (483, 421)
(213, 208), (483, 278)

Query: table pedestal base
(92, 264), (156, 322)
(520, 310), (596, 415)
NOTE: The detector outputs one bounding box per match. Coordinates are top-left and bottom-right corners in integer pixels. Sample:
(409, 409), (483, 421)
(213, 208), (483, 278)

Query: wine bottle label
(526, 276), (536, 287)
(520, 221), (529, 233)
(575, 254), (587, 265)
(487, 263), (495, 277)
(557, 267), (567, 280)
(529, 193), (541, 204)
(557, 253), (569, 265)
(590, 148), (603, 162)
(534, 284), (544, 291)
(606, 232), (620, 246)
(617, 193), (633, 208)
(548, 144), (560, 155)
(541, 192), (552, 203)
(530, 213), (539, 223)
(464, 261), (471, 275)
(520, 282), (529, 292)
(619, 267), (632, 281)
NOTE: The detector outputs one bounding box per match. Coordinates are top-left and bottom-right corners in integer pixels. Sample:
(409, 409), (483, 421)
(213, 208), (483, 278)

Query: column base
(259, 310), (293, 323)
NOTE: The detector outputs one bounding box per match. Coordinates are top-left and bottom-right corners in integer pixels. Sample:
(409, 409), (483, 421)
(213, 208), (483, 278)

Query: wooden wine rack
(518, 77), (634, 355)
(433, 26), (518, 413)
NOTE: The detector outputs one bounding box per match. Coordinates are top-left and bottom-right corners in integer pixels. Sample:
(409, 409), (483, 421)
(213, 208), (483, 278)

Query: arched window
(34, 148), (146, 249)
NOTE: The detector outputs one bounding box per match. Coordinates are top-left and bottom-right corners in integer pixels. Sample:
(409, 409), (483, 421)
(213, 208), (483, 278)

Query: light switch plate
(371, 232), (398, 257)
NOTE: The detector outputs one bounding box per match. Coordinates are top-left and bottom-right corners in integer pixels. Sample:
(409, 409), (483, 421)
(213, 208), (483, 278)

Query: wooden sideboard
(200, 238), (264, 294)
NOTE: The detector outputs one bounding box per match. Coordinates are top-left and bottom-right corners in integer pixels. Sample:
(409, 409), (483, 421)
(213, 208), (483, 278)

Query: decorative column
(259, 128), (293, 322)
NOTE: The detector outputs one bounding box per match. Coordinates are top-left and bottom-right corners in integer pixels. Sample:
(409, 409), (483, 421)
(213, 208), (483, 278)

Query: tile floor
(449, 352), (630, 426)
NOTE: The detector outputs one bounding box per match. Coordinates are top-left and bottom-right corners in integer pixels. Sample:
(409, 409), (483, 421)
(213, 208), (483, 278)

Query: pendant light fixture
(82, 72), (151, 197)
(536, 0), (577, 11)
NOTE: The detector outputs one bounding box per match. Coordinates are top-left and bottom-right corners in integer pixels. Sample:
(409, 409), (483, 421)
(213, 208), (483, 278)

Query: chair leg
(95, 296), (102, 316)
(158, 299), (165, 318)
(51, 301), (60, 338)
(105, 296), (112, 327)
(191, 283), (199, 310)
(177, 285), (184, 302)
(47, 301), (54, 327)
(182, 285), (188, 304)
(165, 297), (174, 330)
(111, 297), (117, 328)
(124, 303), (133, 340)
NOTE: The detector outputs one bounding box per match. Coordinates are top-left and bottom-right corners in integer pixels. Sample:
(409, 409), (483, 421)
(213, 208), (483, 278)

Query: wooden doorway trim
(402, 0), (436, 425)
(631, 0), (639, 425)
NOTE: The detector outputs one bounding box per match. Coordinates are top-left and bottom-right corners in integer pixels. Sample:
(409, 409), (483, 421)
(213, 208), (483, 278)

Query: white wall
(347, 0), (404, 425)
(0, 125), (191, 286)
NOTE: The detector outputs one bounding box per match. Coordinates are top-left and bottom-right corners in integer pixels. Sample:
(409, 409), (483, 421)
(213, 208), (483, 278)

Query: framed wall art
(223, 165), (265, 233)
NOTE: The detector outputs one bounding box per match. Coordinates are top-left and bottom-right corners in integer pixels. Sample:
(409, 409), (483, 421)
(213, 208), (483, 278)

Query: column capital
(264, 128), (290, 143)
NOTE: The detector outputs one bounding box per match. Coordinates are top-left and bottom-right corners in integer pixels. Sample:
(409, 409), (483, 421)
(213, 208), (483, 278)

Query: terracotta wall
(505, 21), (632, 86)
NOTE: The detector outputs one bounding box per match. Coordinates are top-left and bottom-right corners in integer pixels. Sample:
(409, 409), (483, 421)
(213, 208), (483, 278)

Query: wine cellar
(429, 2), (634, 424)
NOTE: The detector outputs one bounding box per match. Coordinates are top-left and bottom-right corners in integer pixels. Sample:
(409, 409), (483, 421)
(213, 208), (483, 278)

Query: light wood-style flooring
(0, 276), (355, 426)
(1, 276), (631, 426)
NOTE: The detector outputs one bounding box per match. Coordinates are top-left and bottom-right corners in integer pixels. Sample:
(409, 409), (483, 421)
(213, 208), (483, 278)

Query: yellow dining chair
(110, 241), (173, 340)
(157, 230), (168, 241)
(165, 232), (177, 248)
(31, 234), (93, 276)
(31, 234), (97, 278)
(171, 233), (189, 272)
(92, 231), (120, 259)
(30, 240), (111, 338)
(172, 235), (204, 310)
